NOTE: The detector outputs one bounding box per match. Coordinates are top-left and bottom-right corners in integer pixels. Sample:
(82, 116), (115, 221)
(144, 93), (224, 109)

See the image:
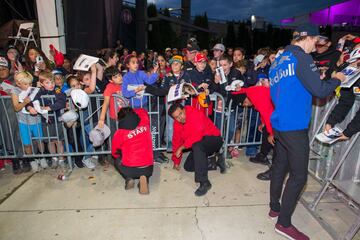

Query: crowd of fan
(0, 32), (359, 177)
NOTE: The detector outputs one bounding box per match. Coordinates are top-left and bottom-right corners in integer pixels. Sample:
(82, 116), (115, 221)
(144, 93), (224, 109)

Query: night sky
(145, 0), (345, 24)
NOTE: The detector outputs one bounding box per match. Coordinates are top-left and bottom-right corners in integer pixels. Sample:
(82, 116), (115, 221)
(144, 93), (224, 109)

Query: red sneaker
(275, 224), (310, 240)
(268, 209), (280, 220)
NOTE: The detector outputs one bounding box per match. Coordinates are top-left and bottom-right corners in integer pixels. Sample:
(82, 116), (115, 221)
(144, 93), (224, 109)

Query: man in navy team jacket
(268, 25), (345, 240)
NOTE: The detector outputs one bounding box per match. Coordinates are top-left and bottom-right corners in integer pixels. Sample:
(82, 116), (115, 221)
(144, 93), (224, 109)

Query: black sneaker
(21, 159), (32, 173)
(154, 153), (168, 164)
(195, 180), (212, 197)
(216, 153), (226, 174)
(257, 168), (271, 181)
(249, 153), (270, 165)
(12, 159), (22, 175)
(125, 178), (135, 190)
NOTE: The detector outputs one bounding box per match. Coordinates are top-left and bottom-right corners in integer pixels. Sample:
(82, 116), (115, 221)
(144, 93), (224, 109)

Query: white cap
(225, 80), (244, 91)
(212, 43), (225, 52)
(70, 89), (90, 109)
(89, 124), (111, 147)
(59, 110), (78, 123)
(254, 54), (265, 66)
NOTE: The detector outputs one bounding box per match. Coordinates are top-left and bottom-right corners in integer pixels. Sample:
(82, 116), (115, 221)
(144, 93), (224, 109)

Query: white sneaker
(30, 161), (40, 172)
(51, 157), (59, 168)
(82, 158), (96, 169)
(91, 156), (99, 165)
(39, 158), (48, 169)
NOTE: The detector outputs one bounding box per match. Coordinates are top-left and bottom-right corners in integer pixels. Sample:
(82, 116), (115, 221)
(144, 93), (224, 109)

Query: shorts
(19, 122), (43, 145)
(42, 122), (65, 141)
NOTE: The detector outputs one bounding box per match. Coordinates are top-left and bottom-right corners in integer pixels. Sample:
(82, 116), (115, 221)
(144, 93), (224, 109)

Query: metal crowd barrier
(223, 99), (262, 159)
(305, 96), (360, 240)
(0, 92), (226, 160)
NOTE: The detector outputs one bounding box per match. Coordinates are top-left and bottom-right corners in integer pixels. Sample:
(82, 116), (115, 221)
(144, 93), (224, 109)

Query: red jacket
(232, 86), (274, 135)
(111, 109), (153, 167)
(172, 106), (221, 165)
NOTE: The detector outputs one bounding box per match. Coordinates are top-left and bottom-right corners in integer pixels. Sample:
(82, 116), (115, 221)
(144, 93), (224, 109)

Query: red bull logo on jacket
(269, 63), (295, 85)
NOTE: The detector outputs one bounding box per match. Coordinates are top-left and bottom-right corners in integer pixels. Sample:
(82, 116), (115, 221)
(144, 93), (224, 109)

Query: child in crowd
(213, 55), (244, 144)
(98, 66), (127, 133)
(52, 69), (69, 94)
(11, 71), (44, 172)
(66, 75), (96, 169)
(188, 52), (214, 113)
(34, 71), (67, 169)
(122, 55), (159, 109)
(0, 57), (25, 174)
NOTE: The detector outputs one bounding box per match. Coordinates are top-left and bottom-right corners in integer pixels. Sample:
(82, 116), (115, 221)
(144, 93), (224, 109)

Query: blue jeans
(246, 109), (261, 156)
(216, 110), (235, 144)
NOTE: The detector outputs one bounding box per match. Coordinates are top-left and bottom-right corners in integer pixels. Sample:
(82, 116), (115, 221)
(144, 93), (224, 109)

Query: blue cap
(294, 24), (319, 40)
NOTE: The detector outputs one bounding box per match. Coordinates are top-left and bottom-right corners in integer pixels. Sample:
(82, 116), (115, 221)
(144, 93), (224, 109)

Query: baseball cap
(187, 43), (200, 52)
(165, 47), (171, 52)
(169, 55), (183, 65)
(212, 43), (225, 52)
(225, 80), (244, 91)
(52, 68), (64, 76)
(293, 24), (319, 40)
(194, 53), (208, 63)
(254, 54), (265, 66)
(89, 124), (111, 147)
(58, 110), (79, 128)
(70, 89), (90, 109)
(0, 56), (10, 69)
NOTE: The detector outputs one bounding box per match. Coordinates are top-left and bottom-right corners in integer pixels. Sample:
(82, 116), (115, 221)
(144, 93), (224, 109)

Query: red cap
(194, 53), (207, 63)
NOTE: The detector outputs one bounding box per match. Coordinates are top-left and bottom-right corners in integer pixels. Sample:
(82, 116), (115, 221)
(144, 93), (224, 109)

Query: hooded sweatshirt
(111, 108), (153, 167)
(232, 86), (274, 135)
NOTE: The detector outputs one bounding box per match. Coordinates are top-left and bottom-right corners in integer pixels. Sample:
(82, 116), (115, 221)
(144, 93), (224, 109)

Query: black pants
(260, 126), (273, 156)
(270, 129), (309, 227)
(184, 136), (223, 183)
(117, 163), (153, 180)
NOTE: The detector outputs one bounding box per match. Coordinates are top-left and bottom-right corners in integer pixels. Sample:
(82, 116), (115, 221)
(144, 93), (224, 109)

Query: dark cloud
(151, 0), (343, 24)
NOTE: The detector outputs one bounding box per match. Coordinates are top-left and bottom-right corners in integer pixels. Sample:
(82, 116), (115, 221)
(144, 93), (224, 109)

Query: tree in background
(159, 8), (177, 51)
(147, 3), (162, 51)
(225, 21), (236, 48)
(237, 21), (251, 53)
(193, 12), (210, 50)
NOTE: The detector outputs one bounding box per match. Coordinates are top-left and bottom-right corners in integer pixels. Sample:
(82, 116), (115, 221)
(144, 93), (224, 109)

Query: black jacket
(214, 67), (245, 108)
(326, 78), (360, 138)
(312, 48), (341, 80)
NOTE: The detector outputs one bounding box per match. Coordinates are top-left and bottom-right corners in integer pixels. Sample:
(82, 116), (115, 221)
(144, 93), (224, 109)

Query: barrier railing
(0, 92), (227, 160)
(304, 96), (360, 240)
(223, 99), (262, 159)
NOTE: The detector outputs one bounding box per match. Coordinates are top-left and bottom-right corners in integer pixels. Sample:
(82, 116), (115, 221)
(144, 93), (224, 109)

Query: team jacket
(111, 108), (154, 167)
(232, 86), (274, 135)
(269, 45), (340, 131)
(326, 78), (360, 138)
(172, 106), (221, 165)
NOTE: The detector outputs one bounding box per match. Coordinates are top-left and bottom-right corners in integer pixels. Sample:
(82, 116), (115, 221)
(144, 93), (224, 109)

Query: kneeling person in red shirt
(112, 107), (153, 194)
(169, 104), (224, 196)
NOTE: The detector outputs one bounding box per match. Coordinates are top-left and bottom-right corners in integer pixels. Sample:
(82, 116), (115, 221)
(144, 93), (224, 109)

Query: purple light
(281, 18), (295, 24)
(309, 0), (360, 26)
